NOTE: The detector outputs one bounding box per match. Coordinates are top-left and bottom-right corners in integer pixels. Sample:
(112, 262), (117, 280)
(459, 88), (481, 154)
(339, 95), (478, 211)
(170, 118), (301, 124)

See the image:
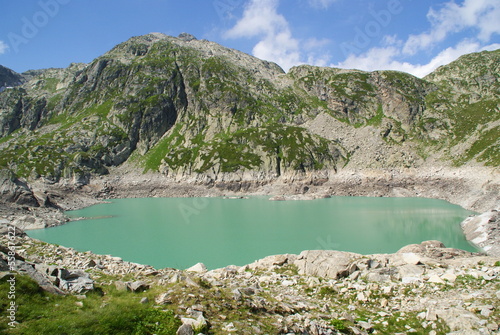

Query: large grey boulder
(294, 250), (361, 279)
(0, 169), (38, 206)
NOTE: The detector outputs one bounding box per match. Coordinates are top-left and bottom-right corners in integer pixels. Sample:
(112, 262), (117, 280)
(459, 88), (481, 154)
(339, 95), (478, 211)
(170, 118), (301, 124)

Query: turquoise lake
(27, 196), (475, 270)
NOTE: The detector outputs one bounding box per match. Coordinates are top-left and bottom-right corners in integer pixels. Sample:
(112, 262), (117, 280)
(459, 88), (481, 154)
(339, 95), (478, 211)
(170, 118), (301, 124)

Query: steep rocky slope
(0, 65), (24, 93)
(0, 34), (498, 186)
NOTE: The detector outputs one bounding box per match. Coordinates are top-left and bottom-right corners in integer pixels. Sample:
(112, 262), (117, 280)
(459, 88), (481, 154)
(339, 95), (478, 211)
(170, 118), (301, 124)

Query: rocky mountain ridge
(0, 33), (498, 187)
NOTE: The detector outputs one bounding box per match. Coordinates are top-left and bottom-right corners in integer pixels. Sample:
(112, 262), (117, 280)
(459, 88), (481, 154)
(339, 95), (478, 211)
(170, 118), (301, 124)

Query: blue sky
(1, 0), (499, 77)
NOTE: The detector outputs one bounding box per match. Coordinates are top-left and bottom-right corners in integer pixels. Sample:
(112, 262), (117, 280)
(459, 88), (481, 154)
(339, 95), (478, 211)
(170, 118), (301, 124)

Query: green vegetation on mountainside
(0, 35), (498, 181)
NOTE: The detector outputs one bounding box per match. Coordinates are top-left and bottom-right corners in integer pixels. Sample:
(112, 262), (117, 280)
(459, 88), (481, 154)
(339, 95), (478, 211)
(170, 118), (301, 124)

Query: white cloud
(225, 0), (334, 70)
(403, 0), (500, 55)
(0, 41), (9, 55)
(335, 0), (500, 78)
(225, 0), (500, 76)
(225, 0), (288, 39)
(308, 0), (338, 10)
(335, 40), (500, 78)
(303, 37), (331, 49)
(225, 0), (302, 71)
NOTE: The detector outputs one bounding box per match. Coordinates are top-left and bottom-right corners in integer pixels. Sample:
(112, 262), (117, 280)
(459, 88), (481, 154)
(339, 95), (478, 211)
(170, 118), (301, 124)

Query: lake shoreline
(1, 166), (499, 333)
(0, 166), (499, 254)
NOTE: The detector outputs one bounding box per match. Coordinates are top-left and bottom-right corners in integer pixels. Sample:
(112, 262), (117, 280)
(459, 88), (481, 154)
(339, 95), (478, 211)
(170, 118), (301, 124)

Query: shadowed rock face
(0, 65), (24, 92)
(0, 169), (38, 207)
(0, 34), (498, 185)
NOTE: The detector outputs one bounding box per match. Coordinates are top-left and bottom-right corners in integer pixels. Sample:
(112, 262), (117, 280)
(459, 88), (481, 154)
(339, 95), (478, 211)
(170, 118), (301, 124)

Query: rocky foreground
(1, 166), (499, 334)
(1, 225), (499, 335)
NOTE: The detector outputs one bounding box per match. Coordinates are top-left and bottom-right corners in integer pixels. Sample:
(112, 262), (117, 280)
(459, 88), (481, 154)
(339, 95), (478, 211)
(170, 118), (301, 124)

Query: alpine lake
(27, 196), (476, 270)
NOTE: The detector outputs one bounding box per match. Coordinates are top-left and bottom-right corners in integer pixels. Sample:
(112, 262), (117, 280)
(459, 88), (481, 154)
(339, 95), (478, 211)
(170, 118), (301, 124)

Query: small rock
(441, 273), (457, 283)
(140, 297), (149, 304)
(75, 301), (83, 307)
(181, 315), (207, 330)
(114, 281), (128, 291)
(356, 292), (368, 302)
(426, 308), (438, 321)
(240, 287), (255, 296)
(427, 275), (444, 284)
(480, 308), (491, 317)
(232, 288), (242, 301)
(402, 276), (421, 284)
(191, 304), (204, 311)
(487, 323), (499, 331)
(358, 321), (372, 330)
(282, 280), (294, 287)
(342, 312), (355, 322)
(186, 262), (207, 273)
(176, 324), (194, 335)
(155, 292), (171, 305)
(402, 253), (421, 265)
(224, 322), (237, 332)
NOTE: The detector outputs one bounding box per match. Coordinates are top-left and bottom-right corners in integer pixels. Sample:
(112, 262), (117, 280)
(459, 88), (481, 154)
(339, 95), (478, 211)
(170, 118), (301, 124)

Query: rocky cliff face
(0, 65), (24, 93)
(0, 34), (498, 185)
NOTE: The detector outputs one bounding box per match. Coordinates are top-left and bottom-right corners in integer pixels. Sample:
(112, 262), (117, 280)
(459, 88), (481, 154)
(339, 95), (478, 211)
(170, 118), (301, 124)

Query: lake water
(27, 196), (475, 270)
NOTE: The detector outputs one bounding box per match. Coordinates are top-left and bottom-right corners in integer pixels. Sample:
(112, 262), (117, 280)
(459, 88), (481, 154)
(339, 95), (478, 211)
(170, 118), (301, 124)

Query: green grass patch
(0, 275), (180, 335)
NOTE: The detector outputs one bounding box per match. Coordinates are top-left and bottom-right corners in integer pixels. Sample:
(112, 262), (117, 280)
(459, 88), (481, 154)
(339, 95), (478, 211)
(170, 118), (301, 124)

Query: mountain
(0, 65), (25, 92)
(0, 33), (498, 184)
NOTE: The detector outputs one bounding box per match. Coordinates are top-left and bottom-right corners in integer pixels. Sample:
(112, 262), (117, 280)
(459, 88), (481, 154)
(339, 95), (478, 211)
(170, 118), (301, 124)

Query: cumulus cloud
(403, 0), (500, 55)
(336, 40), (500, 78)
(0, 41), (9, 55)
(225, 0), (499, 75)
(225, 0), (335, 70)
(225, 0), (302, 70)
(336, 0), (500, 77)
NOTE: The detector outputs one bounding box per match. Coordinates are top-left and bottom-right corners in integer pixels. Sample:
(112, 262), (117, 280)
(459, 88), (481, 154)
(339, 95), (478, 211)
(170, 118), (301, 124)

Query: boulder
(186, 262), (207, 273)
(294, 250), (361, 279)
(0, 169), (38, 206)
(397, 264), (425, 279)
(57, 269), (94, 293)
(401, 253), (422, 265)
(13, 261), (65, 295)
(248, 254), (295, 269)
(128, 280), (149, 292)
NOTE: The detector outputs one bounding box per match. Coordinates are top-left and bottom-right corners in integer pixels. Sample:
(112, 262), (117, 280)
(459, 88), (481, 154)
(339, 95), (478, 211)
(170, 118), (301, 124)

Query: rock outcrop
(0, 65), (24, 92)
(0, 168), (38, 207)
(462, 209), (500, 257)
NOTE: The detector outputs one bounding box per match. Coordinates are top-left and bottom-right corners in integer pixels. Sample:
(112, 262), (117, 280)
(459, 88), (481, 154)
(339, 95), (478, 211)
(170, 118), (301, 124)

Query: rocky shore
(1, 167), (499, 334)
(1, 230), (499, 334)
